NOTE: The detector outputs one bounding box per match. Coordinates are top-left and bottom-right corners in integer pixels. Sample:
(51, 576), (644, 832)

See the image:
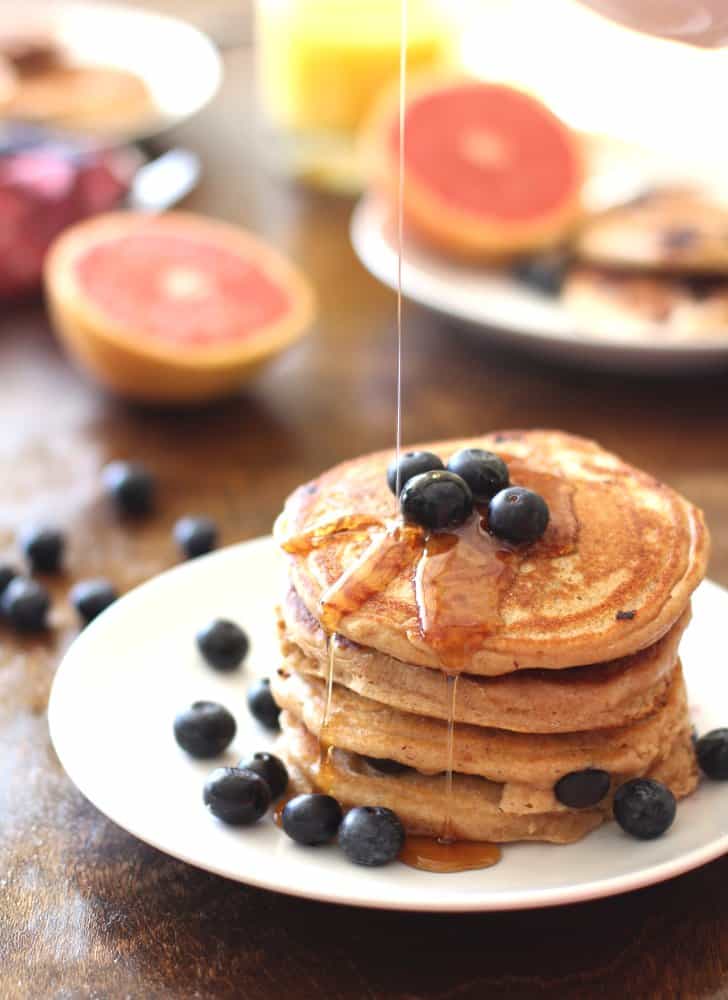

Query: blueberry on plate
(554, 768), (611, 809)
(196, 618), (249, 671)
(247, 678), (281, 731)
(203, 766), (271, 825)
(174, 516), (218, 559)
(488, 487), (549, 544)
(512, 253), (569, 296)
(400, 471), (473, 532)
(613, 778), (676, 840)
(173, 701), (236, 758)
(338, 806), (406, 866)
(19, 524), (65, 574)
(70, 579), (118, 625)
(446, 448), (509, 502)
(695, 729), (728, 780)
(237, 751), (289, 800)
(102, 460), (155, 516)
(0, 564), (19, 596)
(281, 793), (343, 845)
(1, 577), (50, 632)
(386, 451), (443, 495)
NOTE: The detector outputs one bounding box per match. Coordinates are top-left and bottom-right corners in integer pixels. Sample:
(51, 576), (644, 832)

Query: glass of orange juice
(254, 0), (457, 192)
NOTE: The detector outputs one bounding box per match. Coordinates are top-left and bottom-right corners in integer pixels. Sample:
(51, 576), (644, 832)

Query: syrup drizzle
(394, 0), (408, 504)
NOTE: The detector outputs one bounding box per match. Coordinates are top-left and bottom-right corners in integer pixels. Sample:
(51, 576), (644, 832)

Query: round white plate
(350, 195), (728, 374)
(1, 1), (222, 141)
(49, 536), (728, 912)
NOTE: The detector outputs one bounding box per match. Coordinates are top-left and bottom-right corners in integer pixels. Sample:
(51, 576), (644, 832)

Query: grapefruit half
(45, 211), (316, 403)
(366, 77), (584, 259)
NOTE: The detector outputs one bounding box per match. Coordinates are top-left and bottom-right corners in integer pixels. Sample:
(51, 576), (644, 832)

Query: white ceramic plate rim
(49, 536), (728, 912)
(350, 194), (728, 368)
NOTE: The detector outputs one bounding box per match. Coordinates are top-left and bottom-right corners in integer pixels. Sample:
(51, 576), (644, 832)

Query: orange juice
(255, 0), (454, 190)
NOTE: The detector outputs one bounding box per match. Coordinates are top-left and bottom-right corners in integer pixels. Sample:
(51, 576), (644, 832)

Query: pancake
(275, 431), (708, 674)
(279, 713), (698, 844)
(279, 588), (690, 732)
(5, 65), (152, 130)
(271, 663), (691, 789)
(563, 267), (728, 340)
(575, 189), (728, 275)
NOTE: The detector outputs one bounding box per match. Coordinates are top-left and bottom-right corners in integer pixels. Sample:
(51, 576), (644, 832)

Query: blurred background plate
(0, 0), (222, 141)
(351, 194), (728, 374)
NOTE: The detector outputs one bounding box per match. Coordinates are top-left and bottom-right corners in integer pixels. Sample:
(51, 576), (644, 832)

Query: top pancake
(275, 431), (708, 674)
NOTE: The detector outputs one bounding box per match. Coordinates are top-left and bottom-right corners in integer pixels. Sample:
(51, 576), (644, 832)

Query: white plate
(49, 536), (728, 912)
(1, 0), (222, 141)
(350, 195), (728, 374)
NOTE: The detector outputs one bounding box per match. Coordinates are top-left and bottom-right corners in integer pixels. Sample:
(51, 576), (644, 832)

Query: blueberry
(19, 525), (65, 574)
(696, 729), (728, 780)
(247, 678), (281, 731)
(0, 577), (50, 632)
(237, 751), (288, 800)
(447, 448), (509, 502)
(173, 701), (236, 758)
(102, 460), (155, 516)
(70, 579), (118, 625)
(281, 793), (343, 845)
(400, 471), (473, 532)
(488, 487), (549, 544)
(174, 516), (218, 559)
(338, 806), (406, 866)
(512, 253), (569, 296)
(386, 451), (444, 495)
(613, 778), (676, 840)
(554, 768), (610, 809)
(203, 766), (271, 825)
(363, 756), (410, 776)
(196, 618), (249, 671)
(0, 564), (19, 596)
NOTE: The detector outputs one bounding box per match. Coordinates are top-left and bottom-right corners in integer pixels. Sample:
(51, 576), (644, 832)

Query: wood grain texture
(2, 47), (728, 1000)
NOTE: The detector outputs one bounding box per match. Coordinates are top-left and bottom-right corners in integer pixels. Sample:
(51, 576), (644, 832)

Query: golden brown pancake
(5, 64), (153, 131)
(563, 267), (728, 340)
(275, 431), (708, 674)
(271, 663), (690, 789)
(279, 714), (698, 844)
(279, 589), (689, 732)
(576, 189), (728, 275)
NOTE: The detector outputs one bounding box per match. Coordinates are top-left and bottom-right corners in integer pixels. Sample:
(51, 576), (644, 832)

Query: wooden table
(2, 49), (728, 1000)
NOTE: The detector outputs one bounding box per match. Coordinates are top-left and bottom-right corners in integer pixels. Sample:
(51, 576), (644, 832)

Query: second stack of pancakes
(272, 431), (708, 844)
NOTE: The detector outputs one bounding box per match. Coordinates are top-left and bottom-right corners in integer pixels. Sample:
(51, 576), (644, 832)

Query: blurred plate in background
(0, 0), (222, 141)
(351, 194), (728, 374)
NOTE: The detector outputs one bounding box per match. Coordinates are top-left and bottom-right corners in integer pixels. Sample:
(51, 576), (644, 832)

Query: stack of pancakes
(272, 431), (709, 844)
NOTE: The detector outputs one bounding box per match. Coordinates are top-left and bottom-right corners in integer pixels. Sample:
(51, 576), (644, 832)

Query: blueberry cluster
(387, 447), (550, 544)
(553, 730), (728, 839)
(554, 767), (678, 839)
(177, 632), (406, 867)
(0, 459), (221, 637)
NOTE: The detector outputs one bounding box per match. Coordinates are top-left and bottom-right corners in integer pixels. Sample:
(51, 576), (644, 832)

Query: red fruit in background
(366, 77), (584, 260)
(0, 136), (137, 300)
(45, 211), (316, 404)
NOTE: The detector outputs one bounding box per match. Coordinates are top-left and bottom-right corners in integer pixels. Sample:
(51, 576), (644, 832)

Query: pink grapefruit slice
(45, 211), (316, 403)
(367, 77), (584, 259)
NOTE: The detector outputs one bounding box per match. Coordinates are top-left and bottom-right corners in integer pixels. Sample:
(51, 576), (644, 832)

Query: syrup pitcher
(576, 0), (728, 46)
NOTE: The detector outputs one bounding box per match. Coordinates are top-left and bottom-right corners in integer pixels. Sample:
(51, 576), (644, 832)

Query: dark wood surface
(3, 48), (728, 1000)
